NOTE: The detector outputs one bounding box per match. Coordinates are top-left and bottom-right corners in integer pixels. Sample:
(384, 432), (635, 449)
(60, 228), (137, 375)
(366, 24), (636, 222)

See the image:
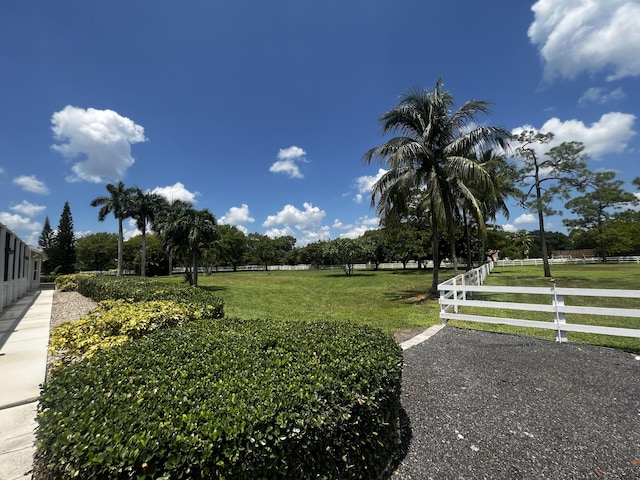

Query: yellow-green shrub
(49, 300), (213, 369)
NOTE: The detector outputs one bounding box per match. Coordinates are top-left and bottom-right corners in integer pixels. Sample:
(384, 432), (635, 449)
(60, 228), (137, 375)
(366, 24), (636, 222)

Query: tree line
(38, 78), (640, 288)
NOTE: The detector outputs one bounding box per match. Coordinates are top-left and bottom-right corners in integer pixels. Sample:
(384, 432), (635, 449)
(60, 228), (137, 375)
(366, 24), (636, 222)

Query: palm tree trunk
(429, 214), (440, 295)
(450, 240), (458, 276)
(192, 252), (199, 287)
(117, 218), (124, 276)
(140, 227), (147, 277)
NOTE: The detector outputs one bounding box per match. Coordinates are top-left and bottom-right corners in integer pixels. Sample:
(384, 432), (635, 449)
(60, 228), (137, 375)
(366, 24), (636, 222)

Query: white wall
(0, 222), (44, 314)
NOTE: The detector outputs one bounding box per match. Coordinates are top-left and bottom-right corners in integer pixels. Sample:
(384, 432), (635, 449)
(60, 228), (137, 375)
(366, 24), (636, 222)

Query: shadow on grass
(324, 272), (378, 278)
(199, 285), (229, 293)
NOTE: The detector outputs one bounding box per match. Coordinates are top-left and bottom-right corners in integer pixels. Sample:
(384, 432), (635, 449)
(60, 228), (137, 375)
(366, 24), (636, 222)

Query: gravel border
(390, 327), (640, 479)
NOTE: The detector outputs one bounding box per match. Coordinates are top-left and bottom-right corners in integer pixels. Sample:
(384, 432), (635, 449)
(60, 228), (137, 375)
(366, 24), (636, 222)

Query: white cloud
(353, 168), (387, 204)
(219, 204), (255, 230)
(151, 182), (199, 204)
(579, 87), (625, 105)
(512, 112), (636, 159)
(0, 212), (42, 233)
(334, 216), (379, 239)
(514, 213), (536, 225)
(529, 0), (640, 81)
(13, 175), (49, 194)
(263, 202), (329, 246)
(264, 226), (297, 239)
(10, 201), (46, 216)
(123, 218), (141, 241)
(501, 224), (517, 233)
(263, 202), (325, 230)
(340, 225), (371, 239)
(51, 105), (147, 183)
(269, 145), (307, 179)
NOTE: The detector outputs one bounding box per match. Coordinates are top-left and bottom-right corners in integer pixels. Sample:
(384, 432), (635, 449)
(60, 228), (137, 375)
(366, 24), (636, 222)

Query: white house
(0, 222), (45, 313)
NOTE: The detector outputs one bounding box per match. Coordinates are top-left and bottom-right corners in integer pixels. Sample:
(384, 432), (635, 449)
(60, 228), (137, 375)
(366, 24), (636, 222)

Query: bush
(48, 300), (220, 370)
(54, 274), (84, 292)
(36, 318), (403, 479)
(73, 275), (224, 319)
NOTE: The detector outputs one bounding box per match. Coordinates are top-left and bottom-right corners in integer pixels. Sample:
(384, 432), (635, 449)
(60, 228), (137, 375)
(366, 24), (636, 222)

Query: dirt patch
(394, 328), (427, 344)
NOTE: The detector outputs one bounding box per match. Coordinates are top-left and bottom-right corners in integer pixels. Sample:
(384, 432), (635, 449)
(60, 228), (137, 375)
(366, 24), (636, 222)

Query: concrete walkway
(0, 286), (53, 480)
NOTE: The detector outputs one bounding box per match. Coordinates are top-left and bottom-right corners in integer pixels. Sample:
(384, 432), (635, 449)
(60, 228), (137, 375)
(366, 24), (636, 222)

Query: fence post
(440, 287), (448, 325)
(551, 278), (567, 343)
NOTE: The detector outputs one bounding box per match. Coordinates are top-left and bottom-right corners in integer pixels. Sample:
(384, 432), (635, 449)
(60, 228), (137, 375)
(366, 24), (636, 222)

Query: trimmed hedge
(48, 300), (221, 370)
(68, 275), (224, 320)
(36, 318), (403, 479)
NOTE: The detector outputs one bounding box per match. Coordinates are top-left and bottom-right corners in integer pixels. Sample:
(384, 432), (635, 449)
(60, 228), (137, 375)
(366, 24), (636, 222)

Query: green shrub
(54, 274), (85, 292)
(36, 318), (403, 479)
(48, 300), (220, 370)
(74, 275), (224, 319)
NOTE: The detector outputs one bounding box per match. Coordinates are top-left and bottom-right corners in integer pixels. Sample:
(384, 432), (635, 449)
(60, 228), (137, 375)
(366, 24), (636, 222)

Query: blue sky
(1, 0), (639, 246)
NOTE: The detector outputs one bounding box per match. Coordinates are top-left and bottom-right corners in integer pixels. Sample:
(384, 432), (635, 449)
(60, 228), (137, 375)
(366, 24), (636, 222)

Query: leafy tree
(49, 202), (76, 274)
(323, 238), (365, 276)
(215, 225), (248, 271)
(76, 233), (118, 271)
(298, 240), (326, 267)
(272, 236), (297, 265)
(364, 79), (509, 293)
(563, 171), (638, 261)
(512, 133), (588, 276)
(246, 233), (276, 270)
(90, 181), (136, 276)
(129, 189), (167, 277)
(124, 234), (169, 276)
(359, 229), (388, 269)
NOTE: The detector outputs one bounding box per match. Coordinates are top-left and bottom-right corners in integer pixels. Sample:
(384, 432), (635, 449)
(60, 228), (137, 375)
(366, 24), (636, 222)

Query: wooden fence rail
(438, 263), (640, 343)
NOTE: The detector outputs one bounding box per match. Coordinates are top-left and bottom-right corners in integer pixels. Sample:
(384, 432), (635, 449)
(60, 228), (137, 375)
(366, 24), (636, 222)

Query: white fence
(495, 256), (640, 267)
(438, 262), (640, 342)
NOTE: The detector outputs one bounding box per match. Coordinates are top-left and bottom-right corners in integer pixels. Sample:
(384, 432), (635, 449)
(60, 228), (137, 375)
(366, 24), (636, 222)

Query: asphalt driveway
(390, 327), (640, 479)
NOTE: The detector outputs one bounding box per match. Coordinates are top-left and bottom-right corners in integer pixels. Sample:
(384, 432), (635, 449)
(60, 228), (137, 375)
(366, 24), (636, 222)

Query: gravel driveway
(389, 327), (640, 479)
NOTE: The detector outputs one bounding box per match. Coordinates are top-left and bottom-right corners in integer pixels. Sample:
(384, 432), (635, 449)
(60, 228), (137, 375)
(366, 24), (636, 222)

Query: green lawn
(162, 268), (446, 335)
(158, 263), (640, 352)
(448, 263), (640, 353)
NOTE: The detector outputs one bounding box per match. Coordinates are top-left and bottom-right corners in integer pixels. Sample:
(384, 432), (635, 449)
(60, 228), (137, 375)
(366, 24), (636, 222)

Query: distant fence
(196, 256), (640, 273)
(495, 256), (640, 267)
(438, 262), (640, 342)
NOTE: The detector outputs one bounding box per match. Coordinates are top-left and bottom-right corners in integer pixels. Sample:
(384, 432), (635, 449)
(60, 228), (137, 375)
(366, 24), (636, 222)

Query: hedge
(36, 318), (403, 479)
(48, 299), (221, 370)
(57, 274), (224, 320)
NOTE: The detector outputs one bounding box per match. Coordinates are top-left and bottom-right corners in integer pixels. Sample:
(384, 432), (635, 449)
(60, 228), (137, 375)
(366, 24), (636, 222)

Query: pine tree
(38, 216), (55, 274)
(51, 202), (77, 274)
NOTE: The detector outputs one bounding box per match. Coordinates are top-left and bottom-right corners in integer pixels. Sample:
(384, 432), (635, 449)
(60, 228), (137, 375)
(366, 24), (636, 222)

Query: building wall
(0, 222), (44, 314)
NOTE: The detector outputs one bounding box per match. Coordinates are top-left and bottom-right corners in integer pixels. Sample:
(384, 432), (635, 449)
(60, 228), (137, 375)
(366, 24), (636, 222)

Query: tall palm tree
(130, 189), (167, 277)
(155, 203), (217, 286)
(364, 79), (509, 294)
(90, 181), (136, 276)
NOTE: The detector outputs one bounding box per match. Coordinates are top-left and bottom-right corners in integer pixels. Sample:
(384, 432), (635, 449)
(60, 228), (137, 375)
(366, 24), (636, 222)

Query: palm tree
(90, 181), (136, 276)
(155, 203), (217, 286)
(129, 189), (167, 277)
(364, 79), (509, 294)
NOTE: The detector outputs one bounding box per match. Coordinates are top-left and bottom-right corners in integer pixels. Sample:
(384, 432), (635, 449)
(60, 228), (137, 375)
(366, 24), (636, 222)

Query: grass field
(160, 263), (640, 352)
(163, 268), (447, 336)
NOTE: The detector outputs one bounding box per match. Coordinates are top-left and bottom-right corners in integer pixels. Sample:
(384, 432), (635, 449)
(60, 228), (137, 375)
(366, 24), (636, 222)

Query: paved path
(0, 287), (53, 480)
(391, 327), (640, 479)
